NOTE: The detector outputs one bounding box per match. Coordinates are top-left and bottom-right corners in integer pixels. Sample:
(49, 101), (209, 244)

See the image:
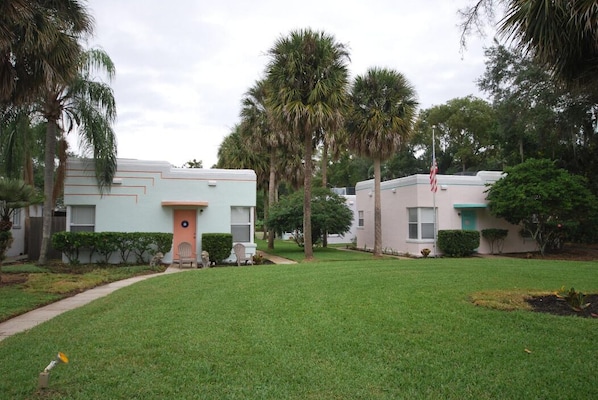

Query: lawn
(0, 263), (165, 322)
(0, 250), (596, 399)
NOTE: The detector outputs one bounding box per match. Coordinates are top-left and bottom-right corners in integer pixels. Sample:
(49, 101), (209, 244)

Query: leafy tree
(347, 68), (417, 256)
(412, 96), (498, 175)
(266, 29), (350, 259)
(265, 187), (353, 247)
(485, 158), (598, 255)
(183, 159), (203, 168)
(322, 152), (372, 189)
(37, 48), (117, 265)
(478, 43), (598, 192)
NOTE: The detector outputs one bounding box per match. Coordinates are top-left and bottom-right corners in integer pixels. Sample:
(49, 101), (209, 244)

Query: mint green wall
(64, 158), (257, 263)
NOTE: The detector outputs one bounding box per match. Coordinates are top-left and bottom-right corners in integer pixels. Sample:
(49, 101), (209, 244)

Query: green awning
(453, 203), (488, 209)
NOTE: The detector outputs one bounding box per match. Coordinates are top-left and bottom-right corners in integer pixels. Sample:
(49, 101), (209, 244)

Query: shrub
(481, 228), (508, 254)
(95, 232), (120, 264)
(51, 232), (173, 264)
(0, 230), (13, 264)
(437, 230), (480, 257)
(556, 286), (591, 312)
(202, 233), (233, 264)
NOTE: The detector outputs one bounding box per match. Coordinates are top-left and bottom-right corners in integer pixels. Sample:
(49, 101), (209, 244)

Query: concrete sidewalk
(0, 253), (295, 342)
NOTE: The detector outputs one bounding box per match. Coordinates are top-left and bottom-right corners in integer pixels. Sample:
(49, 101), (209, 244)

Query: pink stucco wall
(355, 171), (537, 257)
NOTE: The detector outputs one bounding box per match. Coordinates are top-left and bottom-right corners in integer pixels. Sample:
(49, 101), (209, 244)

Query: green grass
(0, 254), (596, 399)
(0, 264), (164, 322)
(256, 237), (379, 262)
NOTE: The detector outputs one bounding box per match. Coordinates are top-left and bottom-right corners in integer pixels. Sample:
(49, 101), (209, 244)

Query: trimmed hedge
(437, 230), (480, 257)
(52, 232), (173, 264)
(202, 233), (233, 264)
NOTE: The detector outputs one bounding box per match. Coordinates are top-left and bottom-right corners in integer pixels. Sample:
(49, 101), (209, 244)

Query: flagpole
(432, 125), (437, 257)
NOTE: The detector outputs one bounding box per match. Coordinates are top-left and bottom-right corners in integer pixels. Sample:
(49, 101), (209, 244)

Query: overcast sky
(82, 0), (495, 168)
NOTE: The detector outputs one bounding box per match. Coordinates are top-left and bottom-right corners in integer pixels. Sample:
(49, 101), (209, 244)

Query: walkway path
(0, 253), (294, 342)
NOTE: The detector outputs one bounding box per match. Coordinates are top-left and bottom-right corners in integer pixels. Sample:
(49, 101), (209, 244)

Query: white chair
(176, 241), (196, 268)
(233, 243), (253, 266)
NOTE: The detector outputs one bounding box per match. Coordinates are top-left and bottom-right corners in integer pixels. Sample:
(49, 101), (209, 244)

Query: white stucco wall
(326, 195), (357, 244)
(64, 158), (257, 263)
(355, 171), (537, 256)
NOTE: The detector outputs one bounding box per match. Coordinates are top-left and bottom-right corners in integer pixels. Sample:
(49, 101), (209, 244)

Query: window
(70, 206), (95, 232)
(11, 208), (21, 229)
(231, 206), (251, 242)
(358, 210), (364, 227)
(408, 207), (435, 240)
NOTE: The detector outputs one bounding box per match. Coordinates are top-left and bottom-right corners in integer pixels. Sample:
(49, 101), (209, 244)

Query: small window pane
(421, 223), (435, 239)
(408, 224), (418, 239)
(231, 225), (250, 242)
(71, 226), (95, 233)
(408, 208), (418, 223)
(421, 208), (435, 223)
(231, 207), (250, 224)
(72, 206), (95, 225)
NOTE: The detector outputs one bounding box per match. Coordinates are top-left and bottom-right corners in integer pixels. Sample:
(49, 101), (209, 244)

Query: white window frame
(70, 205), (96, 232)
(11, 208), (22, 229)
(408, 207), (436, 240)
(358, 210), (364, 227)
(231, 206), (253, 243)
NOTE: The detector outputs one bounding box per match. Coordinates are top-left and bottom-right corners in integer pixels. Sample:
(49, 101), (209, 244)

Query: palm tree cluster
(222, 2), (598, 259)
(0, 0), (118, 264)
(218, 28), (419, 259)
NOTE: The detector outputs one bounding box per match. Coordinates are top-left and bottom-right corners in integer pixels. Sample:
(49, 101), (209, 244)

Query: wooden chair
(176, 241), (196, 268)
(233, 243), (253, 266)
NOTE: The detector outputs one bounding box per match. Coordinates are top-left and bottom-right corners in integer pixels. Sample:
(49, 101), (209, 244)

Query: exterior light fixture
(38, 352), (69, 389)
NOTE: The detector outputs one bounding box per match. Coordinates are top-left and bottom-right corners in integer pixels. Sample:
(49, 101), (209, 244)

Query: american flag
(430, 159), (438, 192)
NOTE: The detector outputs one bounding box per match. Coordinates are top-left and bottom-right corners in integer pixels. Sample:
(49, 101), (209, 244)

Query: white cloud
(78, 0), (495, 168)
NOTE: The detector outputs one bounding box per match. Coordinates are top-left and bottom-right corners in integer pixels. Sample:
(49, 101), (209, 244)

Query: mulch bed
(526, 294), (598, 318)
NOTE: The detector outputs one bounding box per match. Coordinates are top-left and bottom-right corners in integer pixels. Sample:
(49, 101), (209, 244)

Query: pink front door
(173, 209), (197, 258)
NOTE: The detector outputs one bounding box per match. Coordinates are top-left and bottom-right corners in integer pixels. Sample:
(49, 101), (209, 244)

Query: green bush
(52, 232), (84, 264)
(437, 230), (480, 257)
(95, 232), (119, 264)
(202, 233), (233, 264)
(0, 230), (13, 264)
(481, 228), (508, 254)
(51, 232), (173, 265)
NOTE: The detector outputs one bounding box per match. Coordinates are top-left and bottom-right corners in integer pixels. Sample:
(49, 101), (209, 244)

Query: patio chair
(176, 241), (196, 268)
(233, 243), (253, 266)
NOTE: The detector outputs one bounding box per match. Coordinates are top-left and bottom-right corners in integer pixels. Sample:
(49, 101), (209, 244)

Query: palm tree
(266, 29), (350, 259)
(240, 79), (296, 250)
(0, 0), (93, 106)
(37, 48), (117, 265)
(347, 67), (418, 257)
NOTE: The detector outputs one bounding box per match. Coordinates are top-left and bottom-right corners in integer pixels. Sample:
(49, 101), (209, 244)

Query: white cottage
(355, 171), (537, 256)
(64, 158), (257, 264)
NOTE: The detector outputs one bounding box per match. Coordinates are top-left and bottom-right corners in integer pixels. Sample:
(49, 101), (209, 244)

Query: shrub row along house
(355, 171), (537, 256)
(63, 158), (257, 264)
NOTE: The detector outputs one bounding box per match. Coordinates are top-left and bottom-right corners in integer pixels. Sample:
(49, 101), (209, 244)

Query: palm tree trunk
(267, 149), (277, 250)
(321, 141), (328, 248)
(373, 157), (382, 257)
(38, 119), (58, 265)
(303, 133), (313, 260)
